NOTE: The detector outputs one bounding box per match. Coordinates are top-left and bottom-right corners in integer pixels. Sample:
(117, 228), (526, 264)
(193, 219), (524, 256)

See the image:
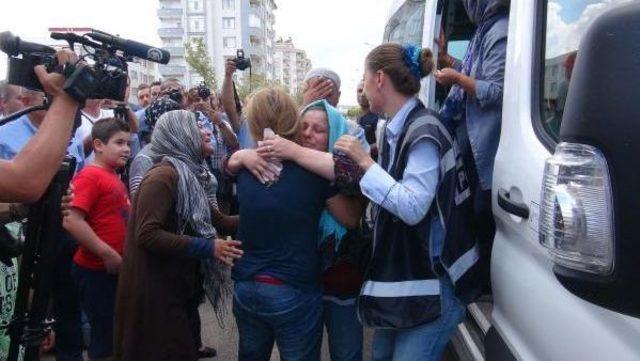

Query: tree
(235, 72), (283, 102)
(345, 106), (363, 120)
(184, 38), (217, 90)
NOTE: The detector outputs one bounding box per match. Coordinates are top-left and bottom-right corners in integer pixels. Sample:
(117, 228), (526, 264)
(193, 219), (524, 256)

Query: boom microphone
(86, 29), (170, 64)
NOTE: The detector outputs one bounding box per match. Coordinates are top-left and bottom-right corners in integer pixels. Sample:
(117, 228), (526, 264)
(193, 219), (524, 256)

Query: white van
(385, 1), (640, 360)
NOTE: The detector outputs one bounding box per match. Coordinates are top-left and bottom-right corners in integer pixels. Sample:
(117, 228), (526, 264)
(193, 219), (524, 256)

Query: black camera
(0, 30), (170, 103)
(234, 49), (251, 71)
(197, 82), (211, 100)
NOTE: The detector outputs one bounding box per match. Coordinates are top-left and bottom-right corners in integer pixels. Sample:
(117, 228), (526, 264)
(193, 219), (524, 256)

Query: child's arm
(63, 208), (122, 274)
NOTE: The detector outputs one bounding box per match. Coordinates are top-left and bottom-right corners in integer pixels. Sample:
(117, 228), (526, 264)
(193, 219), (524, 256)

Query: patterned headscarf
(145, 96), (182, 131)
(150, 110), (230, 323)
(461, 0), (508, 24)
(151, 110), (213, 237)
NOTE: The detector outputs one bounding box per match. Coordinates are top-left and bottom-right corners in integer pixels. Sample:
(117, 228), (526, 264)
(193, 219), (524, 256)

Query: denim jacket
(455, 17), (508, 190)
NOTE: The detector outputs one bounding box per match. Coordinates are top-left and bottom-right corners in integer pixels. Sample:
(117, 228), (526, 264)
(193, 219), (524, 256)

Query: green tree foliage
(184, 38), (217, 90)
(235, 72), (284, 102)
(345, 106), (363, 120)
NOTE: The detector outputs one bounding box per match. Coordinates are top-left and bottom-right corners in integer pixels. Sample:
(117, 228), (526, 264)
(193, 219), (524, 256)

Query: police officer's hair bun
(365, 43), (434, 96)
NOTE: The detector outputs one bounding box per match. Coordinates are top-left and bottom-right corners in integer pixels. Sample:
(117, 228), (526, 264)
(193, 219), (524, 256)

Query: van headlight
(539, 142), (614, 275)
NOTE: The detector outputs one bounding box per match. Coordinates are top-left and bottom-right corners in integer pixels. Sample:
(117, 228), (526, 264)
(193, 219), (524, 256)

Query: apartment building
(274, 37), (312, 96)
(157, 0), (277, 88)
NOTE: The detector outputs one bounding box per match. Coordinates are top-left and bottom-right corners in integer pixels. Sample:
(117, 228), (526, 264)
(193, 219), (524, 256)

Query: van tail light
(539, 142), (614, 275)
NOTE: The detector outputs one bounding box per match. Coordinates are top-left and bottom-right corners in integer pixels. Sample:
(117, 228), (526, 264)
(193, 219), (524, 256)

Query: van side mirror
(551, 2), (640, 317)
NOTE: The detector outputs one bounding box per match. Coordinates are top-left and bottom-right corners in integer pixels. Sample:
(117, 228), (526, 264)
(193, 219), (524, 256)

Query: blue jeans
(233, 281), (323, 361)
(72, 265), (118, 359)
(323, 298), (363, 361)
(372, 278), (466, 361)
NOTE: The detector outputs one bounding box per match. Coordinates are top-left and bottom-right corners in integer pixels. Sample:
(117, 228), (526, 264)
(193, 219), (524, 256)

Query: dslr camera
(197, 82), (211, 100)
(234, 49), (251, 71)
(0, 29), (170, 102)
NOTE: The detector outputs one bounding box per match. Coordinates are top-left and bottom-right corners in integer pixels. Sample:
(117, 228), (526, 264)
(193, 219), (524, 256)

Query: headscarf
(150, 110), (230, 323)
(301, 99), (349, 256)
(461, 0), (508, 25)
(440, 0), (508, 125)
(145, 96), (182, 131)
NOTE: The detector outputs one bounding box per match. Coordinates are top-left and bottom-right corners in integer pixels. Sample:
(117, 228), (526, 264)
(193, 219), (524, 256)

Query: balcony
(163, 46), (185, 57)
(187, 8), (205, 15)
(157, 8), (183, 18)
(158, 27), (184, 38)
(159, 64), (187, 76)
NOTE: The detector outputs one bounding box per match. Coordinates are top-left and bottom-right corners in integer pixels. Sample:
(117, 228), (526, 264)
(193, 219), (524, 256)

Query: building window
(223, 0), (234, 10)
(223, 17), (235, 29)
(249, 14), (261, 28)
(223, 37), (237, 49)
(189, 16), (205, 32)
(188, 0), (201, 12)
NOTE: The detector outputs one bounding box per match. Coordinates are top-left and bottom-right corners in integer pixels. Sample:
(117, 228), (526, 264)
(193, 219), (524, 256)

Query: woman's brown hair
(365, 43), (434, 96)
(245, 87), (300, 142)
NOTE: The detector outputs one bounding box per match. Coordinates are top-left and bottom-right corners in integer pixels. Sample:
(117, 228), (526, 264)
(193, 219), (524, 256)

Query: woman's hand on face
(334, 135), (375, 171)
(214, 238), (243, 266)
(241, 149), (280, 184)
(257, 135), (299, 161)
(435, 68), (461, 87)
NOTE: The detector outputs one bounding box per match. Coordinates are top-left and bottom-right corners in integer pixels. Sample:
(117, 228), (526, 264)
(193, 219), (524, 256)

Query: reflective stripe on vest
(361, 279), (441, 298)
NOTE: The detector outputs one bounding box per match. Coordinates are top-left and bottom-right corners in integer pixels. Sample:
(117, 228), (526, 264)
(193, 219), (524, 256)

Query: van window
(447, 40), (469, 61)
(540, 0), (632, 141)
(384, 1), (425, 45)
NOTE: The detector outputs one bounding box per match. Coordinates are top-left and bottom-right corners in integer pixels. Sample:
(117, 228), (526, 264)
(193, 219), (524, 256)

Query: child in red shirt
(63, 117), (131, 360)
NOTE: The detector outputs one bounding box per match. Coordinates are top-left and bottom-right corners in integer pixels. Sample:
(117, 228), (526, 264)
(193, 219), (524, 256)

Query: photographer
(0, 49), (82, 203)
(188, 85), (238, 214)
(220, 58), (255, 149)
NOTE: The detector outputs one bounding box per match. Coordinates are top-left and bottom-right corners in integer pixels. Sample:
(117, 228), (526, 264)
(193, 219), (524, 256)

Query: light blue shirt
(237, 118), (256, 150)
(359, 98), (439, 226)
(0, 114), (85, 172)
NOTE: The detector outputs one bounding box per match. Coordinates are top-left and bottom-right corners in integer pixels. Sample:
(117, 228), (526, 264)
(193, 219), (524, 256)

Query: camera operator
(0, 49), (83, 203)
(0, 49), (88, 360)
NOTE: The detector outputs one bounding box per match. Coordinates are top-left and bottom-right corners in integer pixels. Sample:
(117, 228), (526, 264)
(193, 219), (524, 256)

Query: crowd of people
(0, 0), (509, 360)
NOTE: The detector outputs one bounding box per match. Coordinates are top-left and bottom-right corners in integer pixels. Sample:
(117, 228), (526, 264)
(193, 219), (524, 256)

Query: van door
(490, 1), (640, 360)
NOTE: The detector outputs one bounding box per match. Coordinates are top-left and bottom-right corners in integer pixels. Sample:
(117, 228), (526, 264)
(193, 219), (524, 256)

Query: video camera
(0, 29), (170, 103)
(234, 49), (251, 71)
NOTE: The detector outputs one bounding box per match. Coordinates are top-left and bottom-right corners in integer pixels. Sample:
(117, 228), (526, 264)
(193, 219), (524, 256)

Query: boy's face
(94, 131), (131, 168)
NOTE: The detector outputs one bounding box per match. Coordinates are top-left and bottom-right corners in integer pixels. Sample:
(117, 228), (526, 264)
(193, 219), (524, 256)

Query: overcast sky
(0, 0), (393, 106)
